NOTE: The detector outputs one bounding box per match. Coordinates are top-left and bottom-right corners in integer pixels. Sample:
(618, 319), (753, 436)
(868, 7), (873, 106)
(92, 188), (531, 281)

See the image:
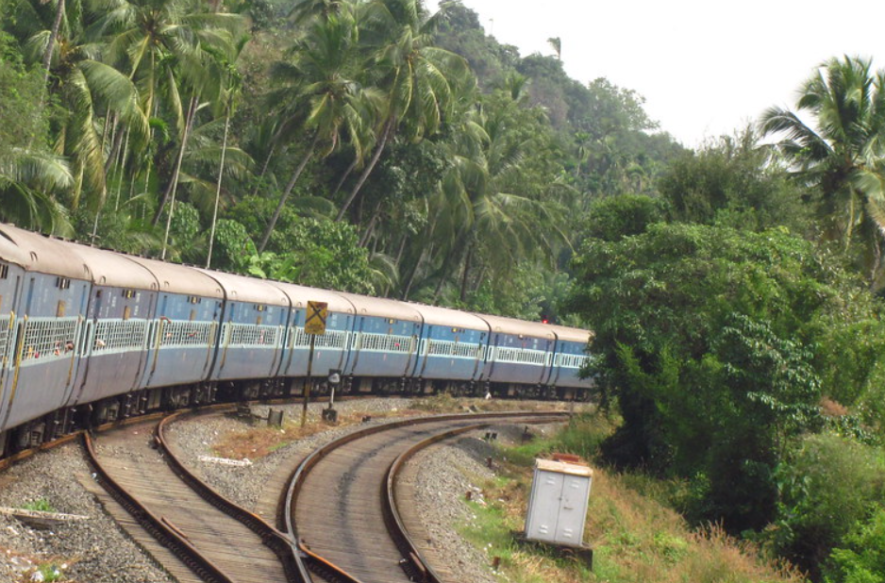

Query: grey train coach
(0, 223), (593, 454)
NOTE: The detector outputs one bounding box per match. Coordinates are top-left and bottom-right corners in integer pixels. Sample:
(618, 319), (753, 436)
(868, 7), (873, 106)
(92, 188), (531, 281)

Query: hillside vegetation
(3, 0), (885, 579)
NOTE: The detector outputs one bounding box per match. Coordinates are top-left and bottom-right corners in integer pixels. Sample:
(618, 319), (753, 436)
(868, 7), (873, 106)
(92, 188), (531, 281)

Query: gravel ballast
(0, 442), (175, 583)
(0, 399), (565, 582)
(164, 397), (415, 509)
(407, 422), (564, 583)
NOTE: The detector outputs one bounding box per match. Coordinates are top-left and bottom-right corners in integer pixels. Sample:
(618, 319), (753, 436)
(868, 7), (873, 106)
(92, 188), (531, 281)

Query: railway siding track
(84, 416), (304, 583)
(384, 423), (500, 583)
(156, 412), (312, 583)
(286, 411), (569, 583)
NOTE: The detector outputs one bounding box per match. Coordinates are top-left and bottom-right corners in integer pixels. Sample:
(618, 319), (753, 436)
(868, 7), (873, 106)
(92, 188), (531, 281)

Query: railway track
(286, 411), (569, 583)
(83, 414), (308, 583)
(78, 406), (568, 583)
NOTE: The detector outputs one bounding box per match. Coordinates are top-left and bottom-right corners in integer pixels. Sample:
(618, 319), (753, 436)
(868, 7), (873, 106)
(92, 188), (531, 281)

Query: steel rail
(82, 428), (237, 583)
(0, 394), (359, 473)
(284, 411), (570, 583)
(382, 415), (568, 583)
(156, 412), (313, 583)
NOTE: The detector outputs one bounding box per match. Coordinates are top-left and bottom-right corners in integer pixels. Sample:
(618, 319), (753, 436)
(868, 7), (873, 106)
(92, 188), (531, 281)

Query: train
(0, 222), (593, 456)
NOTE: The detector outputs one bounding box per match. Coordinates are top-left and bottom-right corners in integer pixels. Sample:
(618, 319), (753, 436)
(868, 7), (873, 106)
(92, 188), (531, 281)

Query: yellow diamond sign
(305, 301), (328, 335)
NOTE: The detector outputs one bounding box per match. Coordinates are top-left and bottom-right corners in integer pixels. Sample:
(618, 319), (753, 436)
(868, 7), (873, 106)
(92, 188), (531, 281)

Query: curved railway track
(84, 414), (307, 583)
(75, 405), (569, 583)
(286, 411), (569, 583)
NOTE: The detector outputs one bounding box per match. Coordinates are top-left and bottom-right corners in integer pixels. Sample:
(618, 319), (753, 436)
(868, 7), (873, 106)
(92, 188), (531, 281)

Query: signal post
(301, 301), (328, 428)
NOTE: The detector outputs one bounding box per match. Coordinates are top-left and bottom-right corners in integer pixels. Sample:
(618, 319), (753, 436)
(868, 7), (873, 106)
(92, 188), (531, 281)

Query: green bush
(825, 508), (885, 583)
(771, 433), (885, 578)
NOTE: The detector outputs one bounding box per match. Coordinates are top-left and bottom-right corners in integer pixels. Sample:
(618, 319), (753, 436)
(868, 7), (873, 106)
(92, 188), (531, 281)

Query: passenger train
(0, 222), (592, 456)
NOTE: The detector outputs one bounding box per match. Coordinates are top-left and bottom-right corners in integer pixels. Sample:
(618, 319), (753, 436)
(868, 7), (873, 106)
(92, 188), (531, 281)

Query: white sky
(431, 0), (885, 148)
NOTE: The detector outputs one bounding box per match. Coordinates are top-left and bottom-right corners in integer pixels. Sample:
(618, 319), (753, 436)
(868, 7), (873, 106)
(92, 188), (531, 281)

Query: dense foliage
(0, 0), (681, 306)
(570, 221), (883, 530)
(4, 0), (885, 577)
(567, 58), (885, 580)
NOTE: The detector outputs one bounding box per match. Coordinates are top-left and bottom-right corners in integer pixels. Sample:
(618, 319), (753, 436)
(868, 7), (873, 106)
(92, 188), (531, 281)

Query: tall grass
(457, 413), (806, 583)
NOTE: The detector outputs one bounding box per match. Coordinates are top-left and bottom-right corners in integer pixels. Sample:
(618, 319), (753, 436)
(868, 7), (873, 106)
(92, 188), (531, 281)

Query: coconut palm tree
(89, 0), (245, 229)
(0, 148), (73, 234)
(401, 90), (567, 302)
(27, 28), (148, 213)
(334, 0), (470, 221)
(761, 56), (885, 283)
(257, 8), (376, 251)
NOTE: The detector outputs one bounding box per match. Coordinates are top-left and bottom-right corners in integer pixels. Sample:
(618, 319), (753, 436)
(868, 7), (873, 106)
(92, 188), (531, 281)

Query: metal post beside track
(301, 334), (315, 428)
(301, 301), (328, 428)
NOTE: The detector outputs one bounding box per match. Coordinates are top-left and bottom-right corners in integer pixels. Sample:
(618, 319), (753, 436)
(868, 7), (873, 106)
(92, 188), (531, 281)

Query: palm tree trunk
(114, 126), (131, 212)
(401, 220), (438, 299)
(153, 96), (198, 226)
(336, 117), (394, 221)
(359, 208), (382, 247)
(258, 132), (320, 252)
(206, 110), (231, 268)
(394, 235), (407, 268)
(401, 247), (427, 300)
(42, 0), (65, 85)
(250, 142), (277, 197)
(432, 249), (455, 301)
(459, 243), (473, 303)
(331, 157), (358, 198)
(249, 117), (295, 198)
(160, 96), (199, 259)
(104, 118), (125, 175)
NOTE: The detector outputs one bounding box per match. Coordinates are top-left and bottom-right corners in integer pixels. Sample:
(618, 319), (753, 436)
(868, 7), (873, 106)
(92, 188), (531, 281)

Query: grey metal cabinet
(524, 459), (592, 547)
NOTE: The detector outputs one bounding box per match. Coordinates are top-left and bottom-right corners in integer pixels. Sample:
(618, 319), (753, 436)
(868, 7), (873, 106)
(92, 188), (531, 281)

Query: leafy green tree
(579, 193), (666, 243)
(0, 31), (49, 151)
(659, 129), (808, 232)
(210, 218), (256, 272)
(761, 56), (885, 285)
(250, 217), (375, 293)
(0, 31), (71, 232)
(568, 222), (885, 532)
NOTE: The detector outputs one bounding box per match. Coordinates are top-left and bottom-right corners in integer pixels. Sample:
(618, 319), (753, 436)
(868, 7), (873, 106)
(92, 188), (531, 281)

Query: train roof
(549, 325), (594, 344)
(334, 292), (422, 323)
(407, 303), (490, 331)
(474, 313), (556, 341)
(0, 224), (90, 281)
(196, 269), (289, 307)
(267, 282), (355, 314)
(126, 256), (224, 299)
(67, 242), (158, 290)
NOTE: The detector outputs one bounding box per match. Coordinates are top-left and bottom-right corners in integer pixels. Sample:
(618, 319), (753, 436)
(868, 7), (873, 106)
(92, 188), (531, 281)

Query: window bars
(19, 317), (80, 366)
(158, 321), (215, 348)
(425, 340), (482, 359)
(356, 332), (416, 354)
(92, 319), (148, 355)
(224, 323), (281, 348)
(0, 316), (12, 369)
(554, 353), (589, 369)
(494, 346), (548, 366)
